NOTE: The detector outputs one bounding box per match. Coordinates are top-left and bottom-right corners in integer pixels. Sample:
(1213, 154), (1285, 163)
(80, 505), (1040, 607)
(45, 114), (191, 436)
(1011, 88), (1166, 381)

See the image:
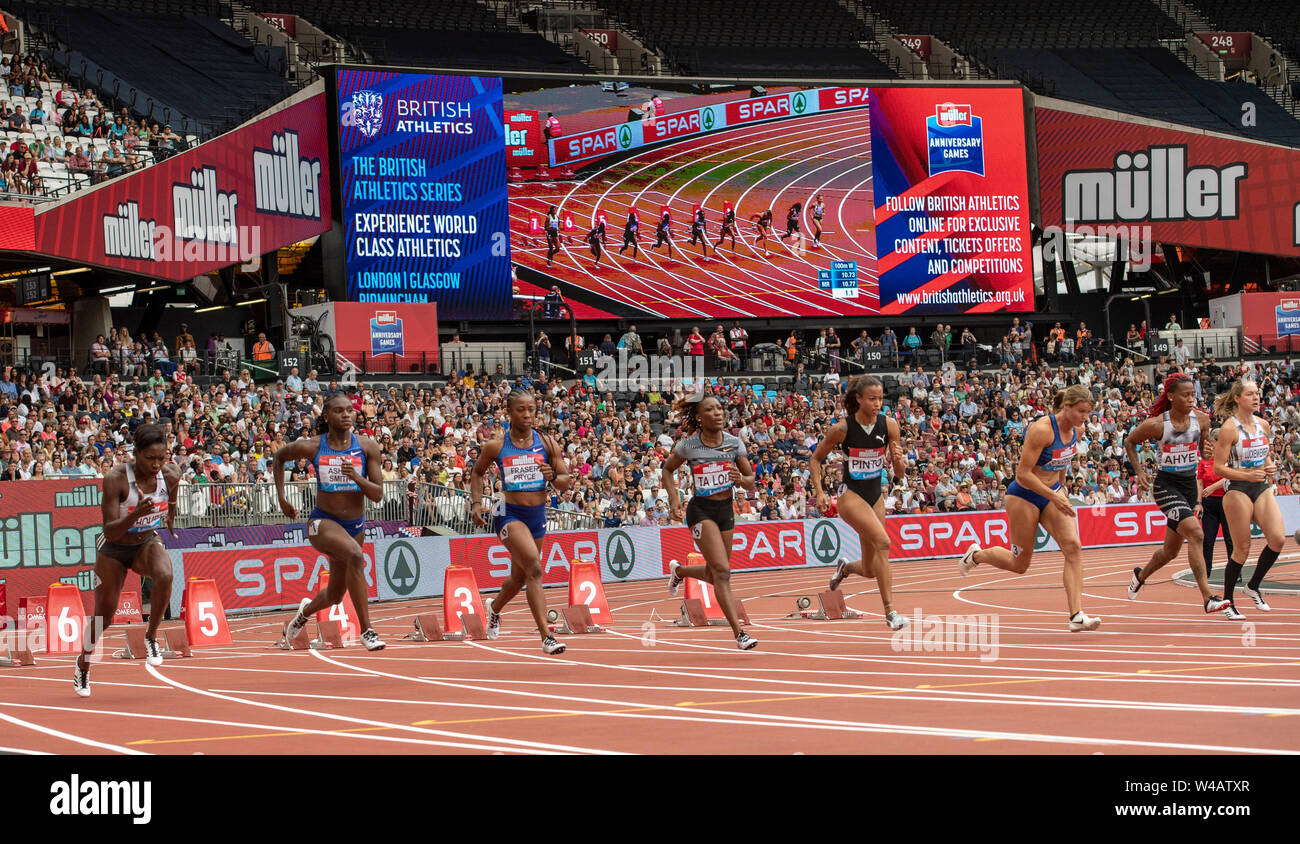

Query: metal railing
(175, 480), (597, 533)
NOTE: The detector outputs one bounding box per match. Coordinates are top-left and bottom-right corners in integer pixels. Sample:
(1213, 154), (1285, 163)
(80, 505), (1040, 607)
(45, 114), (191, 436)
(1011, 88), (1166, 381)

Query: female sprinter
(544, 205), (561, 267)
(75, 424), (179, 697)
(470, 388), (571, 655)
(1198, 435), (1234, 577)
(663, 395), (758, 650)
(810, 375), (908, 630)
(279, 393), (387, 651)
(714, 204), (737, 252)
(958, 385), (1102, 632)
(779, 201), (803, 249)
(1214, 379), (1284, 618)
(809, 193), (826, 247)
(618, 209), (640, 259)
(749, 209), (774, 257)
(1123, 374), (1231, 613)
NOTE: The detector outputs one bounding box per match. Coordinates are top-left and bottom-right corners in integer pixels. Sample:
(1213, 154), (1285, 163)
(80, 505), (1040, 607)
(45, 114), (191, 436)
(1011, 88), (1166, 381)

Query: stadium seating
(596, 0), (895, 78)
(7, 1), (291, 133)
(1187, 1), (1300, 62)
(986, 47), (1300, 145)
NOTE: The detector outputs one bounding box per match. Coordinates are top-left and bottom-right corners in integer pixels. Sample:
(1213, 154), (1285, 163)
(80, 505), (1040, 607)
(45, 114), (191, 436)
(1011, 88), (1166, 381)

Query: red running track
(3, 543), (1297, 755)
(509, 109), (880, 321)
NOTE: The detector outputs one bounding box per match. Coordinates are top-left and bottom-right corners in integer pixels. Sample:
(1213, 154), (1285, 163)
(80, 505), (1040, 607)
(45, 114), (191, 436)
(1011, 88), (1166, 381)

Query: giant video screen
(507, 82), (1032, 319)
(335, 70), (512, 320)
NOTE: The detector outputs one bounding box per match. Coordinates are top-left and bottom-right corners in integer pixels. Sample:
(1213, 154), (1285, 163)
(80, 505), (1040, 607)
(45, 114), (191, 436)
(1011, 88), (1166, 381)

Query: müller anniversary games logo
(370, 310), (403, 356)
(926, 103), (985, 177)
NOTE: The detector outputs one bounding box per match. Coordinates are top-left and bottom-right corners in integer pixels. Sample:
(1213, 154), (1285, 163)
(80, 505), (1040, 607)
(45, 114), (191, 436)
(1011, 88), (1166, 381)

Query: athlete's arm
(469, 437), (502, 525)
(344, 437), (384, 503)
(100, 468), (152, 543)
(163, 463), (181, 537)
(809, 421), (845, 503)
(886, 416), (907, 479)
(1259, 417), (1278, 477)
(274, 437), (318, 519)
(542, 432), (572, 492)
(1124, 417), (1161, 491)
(662, 448), (685, 523)
(730, 454), (756, 492)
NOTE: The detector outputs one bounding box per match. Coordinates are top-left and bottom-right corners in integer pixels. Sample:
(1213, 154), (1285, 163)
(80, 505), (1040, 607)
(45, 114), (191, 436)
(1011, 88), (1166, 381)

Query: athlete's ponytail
(1147, 373), (1193, 418)
(1214, 379), (1256, 419)
(1052, 384), (1093, 413)
(673, 394), (704, 434)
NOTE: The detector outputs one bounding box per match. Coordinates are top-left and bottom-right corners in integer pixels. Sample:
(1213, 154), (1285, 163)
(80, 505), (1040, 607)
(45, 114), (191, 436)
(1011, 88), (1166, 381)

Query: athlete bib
(319, 455), (363, 492)
(502, 453), (546, 492)
(1159, 441), (1198, 473)
(692, 461), (732, 496)
(1239, 433), (1268, 468)
(1042, 444), (1076, 472)
(128, 498), (167, 533)
(847, 447), (887, 480)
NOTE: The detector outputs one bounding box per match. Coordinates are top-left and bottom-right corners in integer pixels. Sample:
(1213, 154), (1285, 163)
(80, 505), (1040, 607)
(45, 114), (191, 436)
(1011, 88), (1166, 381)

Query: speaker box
(627, 108), (644, 121)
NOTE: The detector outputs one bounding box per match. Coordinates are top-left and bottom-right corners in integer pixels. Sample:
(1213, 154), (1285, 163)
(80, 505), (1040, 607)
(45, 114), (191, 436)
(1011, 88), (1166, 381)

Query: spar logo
(793, 92), (807, 115)
(702, 106), (716, 131)
(252, 129), (323, 220)
(618, 125), (633, 149)
(561, 127), (619, 161)
(809, 520), (841, 566)
(370, 310), (403, 357)
(604, 530), (635, 579)
(350, 90), (384, 138)
(383, 540), (420, 596)
(1063, 146), (1248, 224)
(926, 102), (984, 177)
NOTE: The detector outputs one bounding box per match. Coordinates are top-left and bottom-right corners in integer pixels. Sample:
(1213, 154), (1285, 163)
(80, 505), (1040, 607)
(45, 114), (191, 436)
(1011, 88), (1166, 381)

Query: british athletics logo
(926, 103), (985, 177)
(370, 310), (403, 356)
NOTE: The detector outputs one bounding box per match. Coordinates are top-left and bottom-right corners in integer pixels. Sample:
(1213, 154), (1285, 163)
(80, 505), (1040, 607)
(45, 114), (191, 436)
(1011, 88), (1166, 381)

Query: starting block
(459, 613), (486, 641)
(676, 597), (748, 627)
(164, 628), (192, 658)
(813, 590), (862, 620)
(0, 633), (35, 667)
(276, 621), (311, 651)
(409, 613), (444, 642)
(550, 604), (604, 635)
(311, 619), (346, 650)
(115, 627), (184, 660)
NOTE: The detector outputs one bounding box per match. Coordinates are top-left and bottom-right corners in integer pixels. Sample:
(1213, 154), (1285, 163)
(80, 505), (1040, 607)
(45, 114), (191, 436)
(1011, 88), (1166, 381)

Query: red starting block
(278, 621), (311, 651)
(458, 613), (486, 642)
(0, 633), (35, 667)
(677, 596), (747, 627)
(411, 613), (444, 642)
(312, 619), (346, 649)
(815, 590), (861, 620)
(551, 604), (603, 635)
(164, 628), (192, 658)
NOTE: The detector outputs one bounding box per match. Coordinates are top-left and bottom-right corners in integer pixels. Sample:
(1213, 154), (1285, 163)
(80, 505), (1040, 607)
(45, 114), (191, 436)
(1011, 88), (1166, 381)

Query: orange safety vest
(252, 340), (273, 362)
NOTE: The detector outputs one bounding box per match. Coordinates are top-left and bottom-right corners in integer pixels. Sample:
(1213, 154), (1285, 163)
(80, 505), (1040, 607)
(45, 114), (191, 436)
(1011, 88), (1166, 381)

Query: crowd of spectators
(4, 324), (1300, 528)
(1, 50), (187, 197)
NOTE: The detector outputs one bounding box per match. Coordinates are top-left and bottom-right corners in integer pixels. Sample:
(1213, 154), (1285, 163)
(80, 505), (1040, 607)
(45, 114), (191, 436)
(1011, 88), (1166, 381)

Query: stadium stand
(1187, 0), (1300, 62)
(6, 1), (291, 134)
(595, 0), (896, 78)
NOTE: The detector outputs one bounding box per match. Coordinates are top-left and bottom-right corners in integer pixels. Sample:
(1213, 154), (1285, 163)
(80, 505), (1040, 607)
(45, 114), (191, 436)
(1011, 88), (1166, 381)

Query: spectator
(728, 321), (748, 362)
(931, 324), (948, 362)
(827, 327), (842, 372)
(619, 324), (643, 357)
(1173, 337), (1190, 370)
(903, 327), (922, 360)
(879, 326), (897, 365)
(1165, 315), (1181, 331)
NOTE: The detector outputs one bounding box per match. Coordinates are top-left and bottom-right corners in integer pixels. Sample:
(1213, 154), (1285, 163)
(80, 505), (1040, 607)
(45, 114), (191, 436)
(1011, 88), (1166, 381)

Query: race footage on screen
(332, 72), (1032, 321)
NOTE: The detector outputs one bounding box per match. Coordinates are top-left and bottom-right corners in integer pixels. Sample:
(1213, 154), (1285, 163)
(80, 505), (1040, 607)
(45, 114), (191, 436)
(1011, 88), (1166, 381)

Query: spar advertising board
(34, 87), (331, 279)
(1036, 104), (1300, 257)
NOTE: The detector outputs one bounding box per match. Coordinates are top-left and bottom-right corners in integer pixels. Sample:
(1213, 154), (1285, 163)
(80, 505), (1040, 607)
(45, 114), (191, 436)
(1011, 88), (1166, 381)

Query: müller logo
(934, 103), (971, 127)
(375, 310), (397, 325)
(172, 166), (240, 247)
(253, 129), (322, 220)
(1063, 145), (1248, 224)
(103, 201), (158, 261)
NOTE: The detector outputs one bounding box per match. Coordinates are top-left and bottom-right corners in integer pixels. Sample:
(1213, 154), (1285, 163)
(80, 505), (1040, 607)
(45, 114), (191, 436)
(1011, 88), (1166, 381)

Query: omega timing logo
(1063, 146), (1248, 224)
(253, 129), (323, 220)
